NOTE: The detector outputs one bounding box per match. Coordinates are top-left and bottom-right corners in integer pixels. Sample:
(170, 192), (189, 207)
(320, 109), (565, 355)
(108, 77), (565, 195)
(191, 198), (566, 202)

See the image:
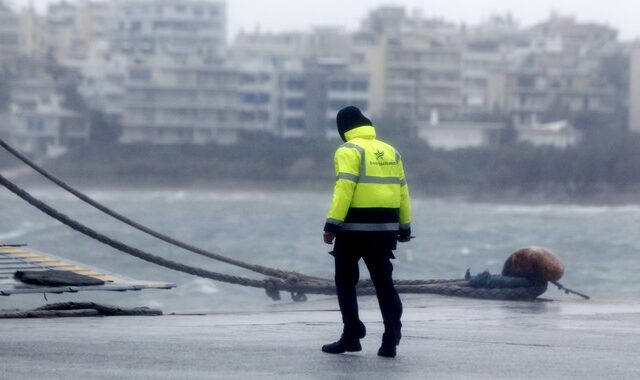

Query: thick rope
(0, 170), (552, 302)
(0, 172), (273, 290)
(0, 138), (318, 282)
(0, 302), (162, 318)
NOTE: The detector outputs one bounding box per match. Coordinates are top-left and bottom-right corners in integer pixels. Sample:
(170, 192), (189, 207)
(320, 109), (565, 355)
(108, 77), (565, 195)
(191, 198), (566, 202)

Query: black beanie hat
(336, 106), (372, 142)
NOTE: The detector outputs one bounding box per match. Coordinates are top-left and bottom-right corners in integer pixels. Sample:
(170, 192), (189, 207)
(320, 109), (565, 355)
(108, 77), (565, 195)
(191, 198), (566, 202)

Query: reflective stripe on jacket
(324, 125), (411, 235)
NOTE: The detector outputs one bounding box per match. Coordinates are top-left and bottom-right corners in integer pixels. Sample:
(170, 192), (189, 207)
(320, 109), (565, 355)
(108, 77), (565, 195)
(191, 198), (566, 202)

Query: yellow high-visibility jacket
(324, 125), (411, 244)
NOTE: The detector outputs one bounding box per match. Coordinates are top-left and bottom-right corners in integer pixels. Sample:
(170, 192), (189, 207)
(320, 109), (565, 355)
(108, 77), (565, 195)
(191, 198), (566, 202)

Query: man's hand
(398, 229), (413, 243)
(323, 231), (336, 245)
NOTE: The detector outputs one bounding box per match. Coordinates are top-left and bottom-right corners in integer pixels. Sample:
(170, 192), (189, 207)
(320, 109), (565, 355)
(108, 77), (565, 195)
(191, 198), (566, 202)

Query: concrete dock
(1, 294), (639, 379)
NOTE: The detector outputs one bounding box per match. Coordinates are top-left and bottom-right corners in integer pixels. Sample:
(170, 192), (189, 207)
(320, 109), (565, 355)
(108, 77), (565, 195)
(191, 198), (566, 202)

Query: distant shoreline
(3, 136), (639, 206)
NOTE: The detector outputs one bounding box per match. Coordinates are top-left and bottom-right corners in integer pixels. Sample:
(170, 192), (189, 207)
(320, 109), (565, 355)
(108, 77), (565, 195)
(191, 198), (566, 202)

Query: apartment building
(121, 56), (243, 144)
(461, 16), (529, 117)
(237, 60), (279, 135)
(231, 29), (369, 139)
(504, 66), (616, 126)
(109, 0), (226, 59)
(503, 15), (618, 127)
(7, 68), (88, 156)
(46, 1), (78, 59)
(276, 58), (369, 138)
(360, 7), (464, 122)
(0, 4), (20, 63)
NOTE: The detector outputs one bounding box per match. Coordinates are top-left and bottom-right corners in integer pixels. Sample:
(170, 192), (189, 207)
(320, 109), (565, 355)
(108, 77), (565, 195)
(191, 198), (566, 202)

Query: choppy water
(1, 188), (639, 312)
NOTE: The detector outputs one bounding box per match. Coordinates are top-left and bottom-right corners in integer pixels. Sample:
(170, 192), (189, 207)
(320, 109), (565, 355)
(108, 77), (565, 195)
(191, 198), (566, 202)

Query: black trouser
(333, 247), (403, 342)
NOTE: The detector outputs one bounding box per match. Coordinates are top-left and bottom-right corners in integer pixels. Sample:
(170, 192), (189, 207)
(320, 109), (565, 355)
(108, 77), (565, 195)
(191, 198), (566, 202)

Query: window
(243, 93), (270, 104)
(351, 81), (368, 92)
(329, 81), (348, 91)
(286, 99), (305, 109)
(27, 119), (45, 132)
(286, 118), (305, 130)
(287, 79), (304, 91)
(130, 21), (141, 32)
(129, 68), (151, 82)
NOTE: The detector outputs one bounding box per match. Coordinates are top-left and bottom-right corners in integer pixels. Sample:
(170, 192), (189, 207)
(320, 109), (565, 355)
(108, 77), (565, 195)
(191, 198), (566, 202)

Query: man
(322, 106), (411, 358)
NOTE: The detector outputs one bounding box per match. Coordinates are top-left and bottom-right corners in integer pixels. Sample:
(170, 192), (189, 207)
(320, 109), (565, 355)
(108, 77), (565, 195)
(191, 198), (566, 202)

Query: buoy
(502, 247), (565, 282)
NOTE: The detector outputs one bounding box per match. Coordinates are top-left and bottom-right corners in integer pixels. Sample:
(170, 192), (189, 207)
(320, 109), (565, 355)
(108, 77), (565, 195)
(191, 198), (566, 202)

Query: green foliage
(89, 111), (122, 145)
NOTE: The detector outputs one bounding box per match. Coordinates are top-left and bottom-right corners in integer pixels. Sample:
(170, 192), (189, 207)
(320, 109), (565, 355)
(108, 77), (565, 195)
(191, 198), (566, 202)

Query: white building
(516, 120), (582, 148)
(8, 73), (88, 156)
(121, 56), (244, 144)
(461, 16), (528, 117)
(0, 4), (20, 63)
(418, 120), (503, 150)
(109, 0), (226, 59)
(360, 7), (464, 122)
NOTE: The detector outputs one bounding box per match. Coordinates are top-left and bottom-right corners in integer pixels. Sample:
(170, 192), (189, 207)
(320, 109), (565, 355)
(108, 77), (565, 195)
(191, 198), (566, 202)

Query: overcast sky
(23, 0), (640, 41)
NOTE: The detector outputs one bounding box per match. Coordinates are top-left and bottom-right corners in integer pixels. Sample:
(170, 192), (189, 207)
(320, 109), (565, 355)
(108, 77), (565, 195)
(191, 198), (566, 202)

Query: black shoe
(377, 343), (397, 358)
(378, 332), (398, 358)
(322, 337), (362, 354)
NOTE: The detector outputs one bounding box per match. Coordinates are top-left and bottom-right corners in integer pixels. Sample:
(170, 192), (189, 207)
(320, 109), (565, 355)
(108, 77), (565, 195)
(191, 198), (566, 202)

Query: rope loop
(264, 278), (282, 301)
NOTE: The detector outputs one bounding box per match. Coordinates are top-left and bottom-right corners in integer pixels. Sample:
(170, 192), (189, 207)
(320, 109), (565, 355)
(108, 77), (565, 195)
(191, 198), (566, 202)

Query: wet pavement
(1, 295), (639, 379)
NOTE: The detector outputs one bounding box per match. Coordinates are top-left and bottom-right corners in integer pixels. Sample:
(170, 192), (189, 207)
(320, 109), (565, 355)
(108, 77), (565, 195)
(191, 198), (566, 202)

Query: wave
(490, 204), (640, 215)
(5, 188), (275, 203)
(0, 221), (51, 241)
(181, 278), (220, 295)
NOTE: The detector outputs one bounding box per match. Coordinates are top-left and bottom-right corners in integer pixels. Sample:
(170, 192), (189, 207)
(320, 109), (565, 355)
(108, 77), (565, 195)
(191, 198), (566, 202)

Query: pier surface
(1, 295), (639, 379)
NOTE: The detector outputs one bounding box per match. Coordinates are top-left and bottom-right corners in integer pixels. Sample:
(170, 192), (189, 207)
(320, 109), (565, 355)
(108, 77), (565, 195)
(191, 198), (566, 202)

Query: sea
(1, 188), (639, 313)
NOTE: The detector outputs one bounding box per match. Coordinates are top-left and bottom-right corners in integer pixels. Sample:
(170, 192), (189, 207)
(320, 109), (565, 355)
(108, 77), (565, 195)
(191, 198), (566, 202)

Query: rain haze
(2, 1), (640, 376)
(19, 0), (640, 40)
(224, 0), (640, 40)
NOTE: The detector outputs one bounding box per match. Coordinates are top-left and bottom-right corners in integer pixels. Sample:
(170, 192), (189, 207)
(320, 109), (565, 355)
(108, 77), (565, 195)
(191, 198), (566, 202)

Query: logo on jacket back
(370, 149), (397, 166)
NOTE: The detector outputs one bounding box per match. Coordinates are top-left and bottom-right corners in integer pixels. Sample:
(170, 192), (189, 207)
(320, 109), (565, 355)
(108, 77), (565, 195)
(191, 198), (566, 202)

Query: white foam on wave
(0, 221), (50, 241)
(491, 204), (640, 216)
(459, 247), (472, 256)
(9, 188), (277, 204)
(183, 278), (220, 295)
(87, 189), (271, 203)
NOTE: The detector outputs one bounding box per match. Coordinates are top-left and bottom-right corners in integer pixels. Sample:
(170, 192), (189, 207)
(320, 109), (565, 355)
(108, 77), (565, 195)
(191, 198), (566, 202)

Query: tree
(89, 110), (122, 145)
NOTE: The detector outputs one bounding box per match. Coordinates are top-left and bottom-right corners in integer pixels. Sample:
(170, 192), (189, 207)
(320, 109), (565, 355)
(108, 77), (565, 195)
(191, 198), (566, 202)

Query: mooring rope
(0, 171), (551, 301)
(0, 173), (271, 288)
(0, 138), (321, 282)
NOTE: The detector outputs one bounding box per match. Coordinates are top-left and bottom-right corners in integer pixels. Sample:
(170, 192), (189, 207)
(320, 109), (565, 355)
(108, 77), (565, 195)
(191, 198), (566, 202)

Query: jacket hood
(336, 106), (373, 142)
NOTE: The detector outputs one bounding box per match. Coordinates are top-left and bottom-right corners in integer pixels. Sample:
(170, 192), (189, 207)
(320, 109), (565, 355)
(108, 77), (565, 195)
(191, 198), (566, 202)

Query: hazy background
(27, 0), (640, 41)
